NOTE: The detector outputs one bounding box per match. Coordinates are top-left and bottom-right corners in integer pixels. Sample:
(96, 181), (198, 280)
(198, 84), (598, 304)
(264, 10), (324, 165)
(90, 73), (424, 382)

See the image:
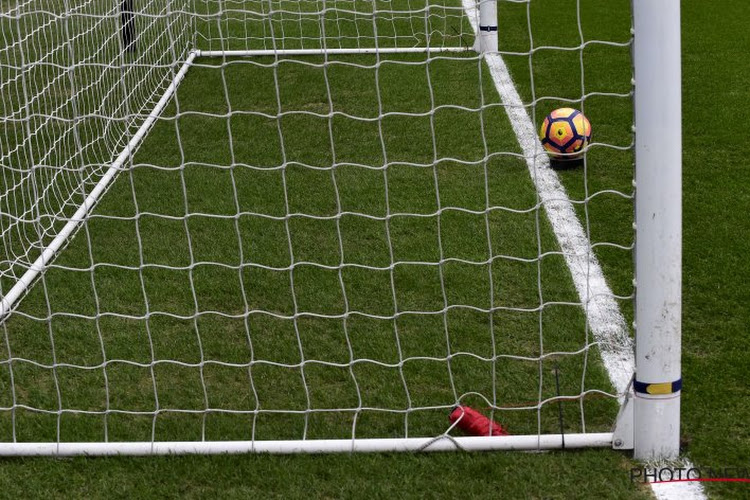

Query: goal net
(0, 0), (666, 456)
(0, 0), (193, 283)
(192, 0), (472, 52)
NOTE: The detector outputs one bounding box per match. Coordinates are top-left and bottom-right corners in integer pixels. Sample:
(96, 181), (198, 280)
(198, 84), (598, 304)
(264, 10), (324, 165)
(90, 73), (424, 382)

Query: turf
(675, 1), (750, 498)
(0, 0), (747, 498)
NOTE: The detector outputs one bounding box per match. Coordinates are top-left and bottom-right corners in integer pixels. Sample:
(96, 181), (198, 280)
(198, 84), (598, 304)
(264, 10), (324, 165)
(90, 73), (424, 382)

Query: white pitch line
(460, 2), (705, 499)
(461, 0), (632, 396)
(650, 474), (707, 500)
(481, 51), (634, 396)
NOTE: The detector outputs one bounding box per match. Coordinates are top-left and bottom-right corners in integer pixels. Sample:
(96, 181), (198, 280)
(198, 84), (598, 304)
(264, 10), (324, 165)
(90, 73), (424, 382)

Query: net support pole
(120, 0), (136, 52)
(632, 0), (682, 460)
(473, 0), (497, 53)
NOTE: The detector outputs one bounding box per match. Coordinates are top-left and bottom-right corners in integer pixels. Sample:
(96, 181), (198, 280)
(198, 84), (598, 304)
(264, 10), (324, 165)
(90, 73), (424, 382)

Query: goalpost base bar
(0, 433), (613, 456)
(0, 44), (470, 321)
(195, 47), (472, 58)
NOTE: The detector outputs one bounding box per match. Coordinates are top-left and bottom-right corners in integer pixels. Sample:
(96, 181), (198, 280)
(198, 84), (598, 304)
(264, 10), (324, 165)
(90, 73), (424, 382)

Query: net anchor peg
(612, 383), (635, 450)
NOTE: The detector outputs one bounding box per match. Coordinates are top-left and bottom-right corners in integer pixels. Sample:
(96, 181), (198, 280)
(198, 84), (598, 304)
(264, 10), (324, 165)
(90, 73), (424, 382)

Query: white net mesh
(0, 0), (193, 281)
(0, 0), (634, 450)
(193, 0), (471, 52)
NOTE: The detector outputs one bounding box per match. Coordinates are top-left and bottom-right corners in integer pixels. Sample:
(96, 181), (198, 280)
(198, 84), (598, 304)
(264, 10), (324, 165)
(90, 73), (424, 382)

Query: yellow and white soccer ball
(539, 108), (592, 159)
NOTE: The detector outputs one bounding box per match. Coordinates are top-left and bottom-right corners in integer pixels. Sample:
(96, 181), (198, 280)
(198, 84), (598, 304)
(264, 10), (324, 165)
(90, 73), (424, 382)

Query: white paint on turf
(460, 2), (706, 499)
(461, 0), (632, 397)
(650, 471), (708, 500)
(480, 52), (634, 396)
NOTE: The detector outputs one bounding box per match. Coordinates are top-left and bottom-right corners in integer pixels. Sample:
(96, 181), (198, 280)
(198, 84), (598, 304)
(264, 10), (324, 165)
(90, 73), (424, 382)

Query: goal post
(632, 0), (682, 460)
(0, 0), (681, 460)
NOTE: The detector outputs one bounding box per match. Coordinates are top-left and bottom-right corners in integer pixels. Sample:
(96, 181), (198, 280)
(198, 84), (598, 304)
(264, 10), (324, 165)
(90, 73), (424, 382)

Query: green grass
(676, 1), (750, 498)
(0, 0), (747, 498)
(0, 450), (652, 499)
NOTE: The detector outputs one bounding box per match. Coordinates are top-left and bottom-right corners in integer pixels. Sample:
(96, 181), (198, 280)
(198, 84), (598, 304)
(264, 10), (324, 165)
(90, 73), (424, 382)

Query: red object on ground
(449, 405), (508, 437)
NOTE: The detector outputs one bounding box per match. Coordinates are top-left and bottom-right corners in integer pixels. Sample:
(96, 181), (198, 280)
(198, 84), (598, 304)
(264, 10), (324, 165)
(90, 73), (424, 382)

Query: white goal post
(632, 0), (682, 460)
(0, 0), (680, 459)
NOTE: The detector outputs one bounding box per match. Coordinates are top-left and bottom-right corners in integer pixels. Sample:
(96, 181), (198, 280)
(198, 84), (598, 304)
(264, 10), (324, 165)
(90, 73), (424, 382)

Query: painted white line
(650, 476), (707, 500)
(481, 51), (634, 395)
(461, 0), (632, 397)
(460, 2), (706, 499)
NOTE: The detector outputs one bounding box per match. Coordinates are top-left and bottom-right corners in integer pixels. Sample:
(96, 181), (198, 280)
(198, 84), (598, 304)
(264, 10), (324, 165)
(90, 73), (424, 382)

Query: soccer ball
(539, 108), (592, 159)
